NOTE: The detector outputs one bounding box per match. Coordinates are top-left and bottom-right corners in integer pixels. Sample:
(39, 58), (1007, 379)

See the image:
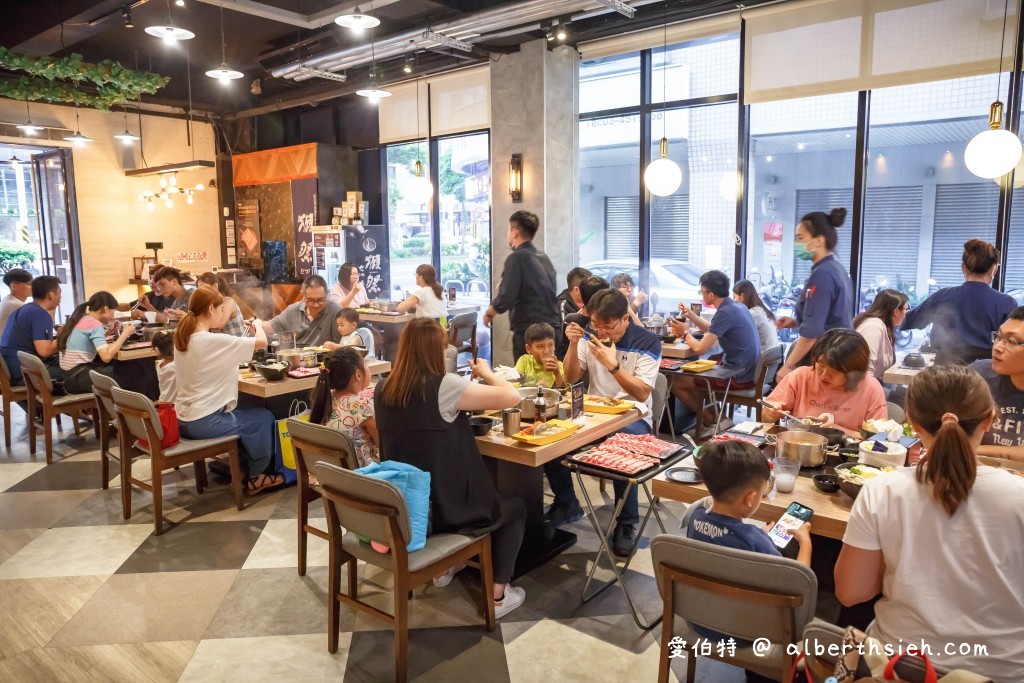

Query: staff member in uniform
(776, 208), (853, 382)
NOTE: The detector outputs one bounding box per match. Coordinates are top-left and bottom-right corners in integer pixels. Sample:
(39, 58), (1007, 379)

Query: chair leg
(152, 465), (164, 536)
(43, 407), (53, 464)
(27, 402), (37, 455)
(327, 545), (342, 654)
(100, 427), (110, 489)
(297, 485), (309, 576)
(479, 538), (496, 631)
(394, 581), (409, 683)
(347, 558), (358, 598)
(2, 395), (10, 448)
(227, 447), (244, 512)
(72, 411), (83, 437)
(194, 460), (207, 494)
(686, 642), (697, 683)
(120, 449), (132, 520)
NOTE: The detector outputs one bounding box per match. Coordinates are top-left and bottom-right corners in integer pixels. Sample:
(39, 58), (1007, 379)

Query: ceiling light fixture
(114, 107), (140, 145)
(356, 34), (390, 104)
(63, 106), (93, 146)
(175, 0), (185, 6)
(965, 0), (1022, 179)
(335, 5), (380, 33)
(423, 29), (472, 52)
(123, 6), (134, 29)
(205, 6), (244, 83)
(145, 0), (195, 44)
(556, 24), (568, 41)
(5, 155), (25, 168)
(643, 5), (681, 197)
(16, 101), (41, 135)
(403, 49), (415, 74)
(404, 78), (433, 205)
(139, 172), (204, 210)
(591, 0), (635, 19)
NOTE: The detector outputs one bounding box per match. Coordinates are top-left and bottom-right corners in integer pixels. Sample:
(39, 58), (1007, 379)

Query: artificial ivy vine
(0, 47), (169, 110)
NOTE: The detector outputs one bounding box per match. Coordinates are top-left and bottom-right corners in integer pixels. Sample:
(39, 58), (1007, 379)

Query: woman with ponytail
(57, 291), (136, 393)
(395, 264), (448, 323)
(835, 365), (1024, 679)
(310, 346), (378, 468)
(776, 208), (854, 381)
(173, 288), (283, 495)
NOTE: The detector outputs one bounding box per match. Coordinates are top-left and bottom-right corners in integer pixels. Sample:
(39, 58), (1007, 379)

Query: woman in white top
(396, 264), (448, 321)
(331, 262), (369, 308)
(732, 280), (779, 351)
(853, 289), (909, 382)
(836, 365), (1024, 680)
(173, 287), (283, 495)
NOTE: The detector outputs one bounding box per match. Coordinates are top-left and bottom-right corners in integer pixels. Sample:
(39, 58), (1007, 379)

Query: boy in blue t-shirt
(685, 440), (812, 642)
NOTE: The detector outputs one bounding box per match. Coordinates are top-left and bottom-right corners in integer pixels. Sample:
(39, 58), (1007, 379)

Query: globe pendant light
(16, 101), (41, 135)
(643, 9), (681, 197)
(403, 79), (433, 204)
(145, 0), (195, 44)
(965, 0), (1022, 179)
(206, 6), (244, 83)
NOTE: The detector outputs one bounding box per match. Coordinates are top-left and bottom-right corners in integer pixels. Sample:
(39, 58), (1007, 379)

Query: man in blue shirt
(1, 275), (63, 384)
(669, 270), (761, 426)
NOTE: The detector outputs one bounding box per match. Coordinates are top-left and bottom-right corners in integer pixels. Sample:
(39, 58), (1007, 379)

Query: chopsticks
(758, 398), (802, 423)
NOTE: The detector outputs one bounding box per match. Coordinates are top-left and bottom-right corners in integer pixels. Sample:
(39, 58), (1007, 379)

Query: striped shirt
(59, 317), (107, 371)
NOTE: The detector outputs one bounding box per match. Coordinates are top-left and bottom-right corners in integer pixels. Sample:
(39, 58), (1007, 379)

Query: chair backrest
(89, 370), (120, 422)
(651, 534), (817, 645)
(0, 353), (16, 394)
(288, 418), (359, 474)
(886, 401), (905, 423)
(17, 351), (52, 397)
(448, 312), (477, 350)
(652, 372), (669, 432)
(365, 325), (385, 360)
(757, 344), (785, 392)
(445, 344), (457, 374)
(315, 461), (411, 547)
(109, 386), (163, 442)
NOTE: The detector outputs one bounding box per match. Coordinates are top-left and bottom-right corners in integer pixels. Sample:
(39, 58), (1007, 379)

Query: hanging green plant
(0, 47), (169, 110)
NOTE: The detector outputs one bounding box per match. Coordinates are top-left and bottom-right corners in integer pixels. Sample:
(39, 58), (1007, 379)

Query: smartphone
(690, 302), (703, 316)
(767, 502), (814, 549)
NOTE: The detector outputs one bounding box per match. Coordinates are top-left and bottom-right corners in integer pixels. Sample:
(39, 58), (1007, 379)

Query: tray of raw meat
(601, 433), (682, 460)
(567, 444), (661, 475)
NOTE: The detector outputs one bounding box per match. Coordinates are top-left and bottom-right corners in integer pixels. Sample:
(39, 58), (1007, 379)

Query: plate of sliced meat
(601, 433), (681, 459)
(568, 444), (660, 475)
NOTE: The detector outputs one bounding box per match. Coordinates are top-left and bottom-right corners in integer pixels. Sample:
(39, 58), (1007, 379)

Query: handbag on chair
(137, 402), (181, 450)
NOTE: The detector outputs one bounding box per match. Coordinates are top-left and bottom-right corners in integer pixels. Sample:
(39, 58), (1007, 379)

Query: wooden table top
(237, 358), (390, 398)
(652, 456), (854, 540)
(662, 341), (698, 360)
(883, 353), (935, 386)
(116, 344), (158, 362)
(475, 408), (643, 468)
(359, 304), (481, 325)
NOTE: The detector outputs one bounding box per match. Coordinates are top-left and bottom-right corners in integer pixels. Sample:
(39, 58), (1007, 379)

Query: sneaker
(544, 500), (584, 527)
(610, 523), (637, 557)
(494, 584), (526, 619)
(432, 563), (465, 588)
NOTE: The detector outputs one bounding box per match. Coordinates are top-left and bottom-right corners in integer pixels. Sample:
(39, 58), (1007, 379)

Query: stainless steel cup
(502, 408), (521, 436)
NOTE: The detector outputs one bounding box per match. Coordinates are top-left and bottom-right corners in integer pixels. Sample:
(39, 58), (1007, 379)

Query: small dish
(665, 467), (702, 483)
(812, 473), (841, 493)
(468, 416), (496, 436)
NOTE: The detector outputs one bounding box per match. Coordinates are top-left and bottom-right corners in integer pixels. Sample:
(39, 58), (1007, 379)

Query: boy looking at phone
(515, 323), (565, 388)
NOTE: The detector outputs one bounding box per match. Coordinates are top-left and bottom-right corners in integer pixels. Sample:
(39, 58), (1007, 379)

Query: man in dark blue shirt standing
(484, 211), (561, 359)
(1, 275), (63, 383)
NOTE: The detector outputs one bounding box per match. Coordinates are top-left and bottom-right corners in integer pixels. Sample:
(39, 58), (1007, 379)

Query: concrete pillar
(489, 40), (580, 366)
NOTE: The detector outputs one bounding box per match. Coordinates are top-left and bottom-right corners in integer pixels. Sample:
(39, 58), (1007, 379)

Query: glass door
(31, 148), (83, 321)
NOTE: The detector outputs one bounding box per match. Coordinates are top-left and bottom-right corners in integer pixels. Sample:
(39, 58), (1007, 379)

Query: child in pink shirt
(764, 329), (887, 436)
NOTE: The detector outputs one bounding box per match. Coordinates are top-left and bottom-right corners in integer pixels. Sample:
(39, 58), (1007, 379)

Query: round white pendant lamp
(645, 138), (682, 197)
(966, 102), (1022, 179)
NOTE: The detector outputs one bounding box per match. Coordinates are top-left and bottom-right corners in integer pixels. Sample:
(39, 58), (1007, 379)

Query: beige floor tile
(0, 575), (108, 660)
(0, 490), (96, 531)
(0, 462), (48, 492)
(242, 518), (328, 570)
(502, 617), (661, 683)
(0, 525), (153, 579)
(0, 528), (46, 564)
(49, 570), (238, 647)
(179, 633), (351, 682)
(0, 640), (197, 682)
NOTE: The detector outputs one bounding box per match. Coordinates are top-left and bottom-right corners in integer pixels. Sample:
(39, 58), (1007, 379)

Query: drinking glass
(773, 457), (800, 493)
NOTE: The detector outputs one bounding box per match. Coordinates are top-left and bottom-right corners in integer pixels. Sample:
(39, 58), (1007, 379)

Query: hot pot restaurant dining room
(4, 0), (1024, 681)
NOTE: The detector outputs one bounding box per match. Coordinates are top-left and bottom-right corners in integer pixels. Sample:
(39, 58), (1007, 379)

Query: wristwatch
(610, 363), (621, 375)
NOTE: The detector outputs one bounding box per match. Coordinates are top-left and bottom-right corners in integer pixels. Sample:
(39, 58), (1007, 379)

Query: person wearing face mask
(762, 329), (886, 438)
(775, 208), (854, 382)
(483, 211), (560, 359)
(902, 239), (1016, 366)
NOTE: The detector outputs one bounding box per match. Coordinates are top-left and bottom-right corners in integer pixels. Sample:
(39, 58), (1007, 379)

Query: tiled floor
(0, 408), (766, 682)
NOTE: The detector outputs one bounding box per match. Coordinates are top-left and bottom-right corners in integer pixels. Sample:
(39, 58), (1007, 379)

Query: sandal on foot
(245, 473), (284, 495)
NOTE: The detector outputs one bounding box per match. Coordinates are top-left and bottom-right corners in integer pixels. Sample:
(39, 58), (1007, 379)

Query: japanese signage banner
(291, 177), (318, 279)
(344, 224), (390, 300)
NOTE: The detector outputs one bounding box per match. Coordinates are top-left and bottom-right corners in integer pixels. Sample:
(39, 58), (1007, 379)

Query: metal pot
(516, 386), (560, 420)
(142, 324), (168, 343)
(277, 348), (318, 369)
(772, 430), (832, 468)
(369, 299), (398, 313)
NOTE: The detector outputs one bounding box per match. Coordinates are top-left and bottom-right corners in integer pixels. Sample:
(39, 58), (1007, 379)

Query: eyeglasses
(992, 331), (1024, 349)
(591, 317), (626, 333)
(304, 297), (327, 306)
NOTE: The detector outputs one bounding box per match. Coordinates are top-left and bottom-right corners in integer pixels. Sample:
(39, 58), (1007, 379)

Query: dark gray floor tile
(344, 625), (509, 683)
(115, 521), (266, 574)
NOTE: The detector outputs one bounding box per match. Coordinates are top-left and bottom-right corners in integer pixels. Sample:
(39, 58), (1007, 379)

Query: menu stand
(563, 446), (691, 630)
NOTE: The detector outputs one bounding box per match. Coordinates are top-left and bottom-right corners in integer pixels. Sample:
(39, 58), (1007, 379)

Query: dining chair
(315, 461), (495, 683)
(448, 312), (479, 371)
(89, 371), (128, 515)
(110, 387), (245, 534)
(0, 354), (27, 448)
(716, 344), (785, 422)
(801, 620), (953, 682)
(651, 533), (818, 683)
(17, 351), (95, 463)
(886, 401), (906, 423)
(288, 419), (359, 576)
(365, 324), (386, 361)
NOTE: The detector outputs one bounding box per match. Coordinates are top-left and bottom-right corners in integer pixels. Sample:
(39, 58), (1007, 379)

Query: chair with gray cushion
(448, 312), (478, 371)
(287, 419), (359, 576)
(0, 354), (27, 448)
(17, 351), (95, 463)
(801, 620), (952, 682)
(315, 461), (495, 683)
(89, 371), (128, 515)
(886, 401), (905, 423)
(651, 533), (818, 683)
(110, 387), (245, 534)
(715, 344), (785, 422)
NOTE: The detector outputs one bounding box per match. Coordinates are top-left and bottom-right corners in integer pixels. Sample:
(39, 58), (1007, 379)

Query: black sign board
(571, 382), (585, 420)
(344, 224), (390, 300)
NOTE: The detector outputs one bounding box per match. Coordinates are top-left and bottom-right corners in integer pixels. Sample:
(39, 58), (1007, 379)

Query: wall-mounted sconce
(509, 153), (523, 203)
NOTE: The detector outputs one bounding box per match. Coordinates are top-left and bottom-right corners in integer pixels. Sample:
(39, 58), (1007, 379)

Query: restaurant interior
(2, 0), (1024, 681)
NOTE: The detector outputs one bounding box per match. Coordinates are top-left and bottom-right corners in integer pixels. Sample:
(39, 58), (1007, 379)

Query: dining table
(358, 304), (481, 360)
(883, 352), (935, 386)
(238, 358), (390, 399)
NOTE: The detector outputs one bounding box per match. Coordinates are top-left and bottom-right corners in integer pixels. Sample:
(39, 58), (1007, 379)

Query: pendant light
(145, 0), (195, 44)
(643, 8), (682, 197)
(965, 0), (1022, 179)
(63, 106), (93, 146)
(114, 106), (140, 144)
(356, 33), (390, 103)
(16, 101), (41, 135)
(404, 78), (433, 205)
(335, 4), (380, 33)
(206, 6), (244, 83)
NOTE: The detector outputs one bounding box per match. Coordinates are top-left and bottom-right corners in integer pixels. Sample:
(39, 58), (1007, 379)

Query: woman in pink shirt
(763, 329), (887, 436)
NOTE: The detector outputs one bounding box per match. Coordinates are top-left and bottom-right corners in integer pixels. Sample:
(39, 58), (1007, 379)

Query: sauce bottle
(534, 387), (547, 424)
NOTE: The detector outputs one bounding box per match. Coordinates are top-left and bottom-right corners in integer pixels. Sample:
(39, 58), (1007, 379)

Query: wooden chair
(315, 461), (495, 683)
(17, 351), (94, 463)
(288, 418), (359, 576)
(89, 371), (129, 517)
(886, 401), (905, 423)
(365, 324), (386, 361)
(448, 312), (478, 371)
(651, 533), (817, 683)
(110, 387), (245, 534)
(698, 345), (784, 431)
(0, 354), (27, 448)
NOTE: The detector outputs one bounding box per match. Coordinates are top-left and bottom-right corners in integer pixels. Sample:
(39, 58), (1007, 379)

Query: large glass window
(652, 35), (739, 104)
(385, 141), (430, 296)
(580, 52), (641, 114)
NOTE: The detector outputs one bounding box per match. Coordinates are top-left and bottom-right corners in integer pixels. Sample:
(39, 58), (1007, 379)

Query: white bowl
(859, 440), (907, 469)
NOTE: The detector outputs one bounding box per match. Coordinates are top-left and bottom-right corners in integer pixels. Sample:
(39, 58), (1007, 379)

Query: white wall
(0, 100), (220, 305)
